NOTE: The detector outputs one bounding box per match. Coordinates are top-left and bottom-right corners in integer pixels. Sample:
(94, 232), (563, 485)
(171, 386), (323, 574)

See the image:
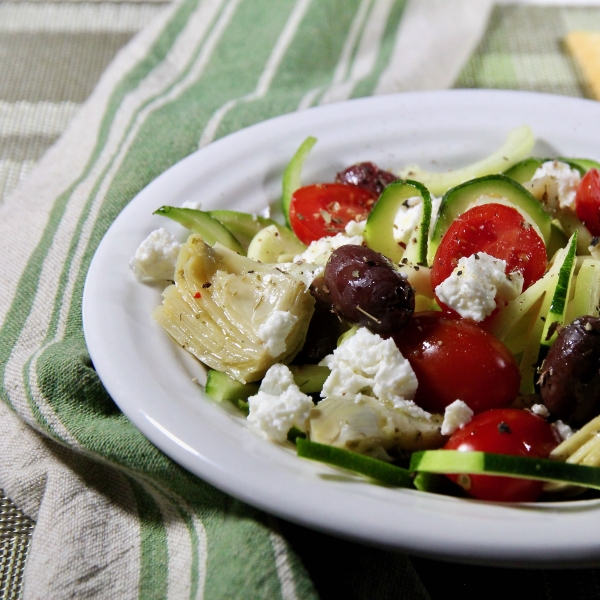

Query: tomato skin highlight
(289, 183), (375, 245)
(431, 203), (547, 300)
(393, 312), (520, 415)
(575, 168), (600, 237)
(443, 409), (559, 502)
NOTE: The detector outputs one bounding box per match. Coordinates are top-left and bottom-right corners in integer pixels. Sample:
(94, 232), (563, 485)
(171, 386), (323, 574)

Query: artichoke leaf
(153, 234), (315, 383)
(308, 395), (445, 461)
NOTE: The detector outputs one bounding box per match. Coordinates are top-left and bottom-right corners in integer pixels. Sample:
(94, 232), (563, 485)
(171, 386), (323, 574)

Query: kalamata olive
(323, 245), (414, 336)
(335, 162), (398, 199)
(292, 277), (346, 364)
(539, 316), (600, 427)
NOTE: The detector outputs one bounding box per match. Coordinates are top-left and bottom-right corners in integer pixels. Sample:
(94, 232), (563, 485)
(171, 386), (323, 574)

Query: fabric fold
(0, 0), (493, 597)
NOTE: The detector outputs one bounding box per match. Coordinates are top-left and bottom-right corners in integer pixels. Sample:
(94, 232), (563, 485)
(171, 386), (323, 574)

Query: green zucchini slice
(154, 206), (245, 254)
(558, 157), (600, 174)
(297, 438), (414, 488)
(206, 370), (259, 403)
(429, 174), (552, 264)
(410, 450), (600, 491)
(503, 157), (548, 184)
(540, 230), (578, 348)
(397, 125), (534, 196)
(281, 136), (317, 227)
(364, 179), (431, 265)
(567, 258), (600, 321)
(208, 210), (279, 246)
(206, 365), (329, 405)
(517, 233), (577, 394)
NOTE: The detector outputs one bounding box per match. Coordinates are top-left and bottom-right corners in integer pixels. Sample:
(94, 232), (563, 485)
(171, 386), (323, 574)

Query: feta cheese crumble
(552, 419), (574, 442)
(181, 200), (203, 210)
(530, 403), (550, 419)
(129, 227), (181, 281)
(589, 237), (600, 260)
(344, 219), (367, 237)
(531, 160), (581, 209)
(247, 364), (314, 442)
(319, 327), (426, 418)
(391, 195), (442, 246)
(257, 310), (298, 357)
(434, 252), (524, 322)
(294, 232), (364, 266)
(393, 196), (423, 245)
(441, 400), (474, 436)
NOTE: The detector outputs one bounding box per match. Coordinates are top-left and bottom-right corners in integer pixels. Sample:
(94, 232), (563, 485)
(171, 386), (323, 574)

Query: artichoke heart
(153, 234), (315, 383)
(308, 395), (445, 461)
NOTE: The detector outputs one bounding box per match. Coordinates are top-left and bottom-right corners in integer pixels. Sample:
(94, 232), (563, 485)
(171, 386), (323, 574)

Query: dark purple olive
(335, 162), (398, 199)
(539, 315), (600, 427)
(292, 277), (346, 364)
(323, 245), (414, 336)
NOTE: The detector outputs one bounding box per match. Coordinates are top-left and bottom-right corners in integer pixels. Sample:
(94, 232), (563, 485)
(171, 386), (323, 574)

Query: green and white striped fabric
(0, 0), (496, 596)
(5, 0), (600, 597)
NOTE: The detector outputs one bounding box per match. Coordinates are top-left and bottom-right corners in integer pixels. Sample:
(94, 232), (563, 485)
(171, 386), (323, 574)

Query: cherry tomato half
(575, 168), (600, 237)
(431, 203), (547, 296)
(289, 183), (375, 245)
(444, 409), (559, 502)
(393, 311), (520, 415)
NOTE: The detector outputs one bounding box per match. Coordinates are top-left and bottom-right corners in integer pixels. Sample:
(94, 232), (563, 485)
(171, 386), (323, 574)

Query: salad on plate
(129, 124), (600, 504)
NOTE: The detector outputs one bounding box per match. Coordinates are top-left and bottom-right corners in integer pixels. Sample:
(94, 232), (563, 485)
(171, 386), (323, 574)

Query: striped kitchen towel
(0, 0), (493, 598)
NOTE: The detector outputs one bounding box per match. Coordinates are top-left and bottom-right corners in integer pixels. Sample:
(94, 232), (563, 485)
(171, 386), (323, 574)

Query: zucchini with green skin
(567, 258), (600, 321)
(206, 370), (259, 402)
(297, 438), (414, 488)
(156, 206), (306, 260)
(503, 157), (549, 184)
(428, 174), (552, 265)
(558, 157), (600, 174)
(503, 156), (596, 185)
(364, 179), (431, 266)
(484, 272), (549, 354)
(540, 230), (578, 348)
(517, 233), (578, 394)
(397, 125), (535, 196)
(154, 206), (245, 254)
(205, 364), (330, 403)
(410, 450), (600, 491)
(281, 136), (317, 226)
(246, 224), (307, 263)
(208, 210), (279, 246)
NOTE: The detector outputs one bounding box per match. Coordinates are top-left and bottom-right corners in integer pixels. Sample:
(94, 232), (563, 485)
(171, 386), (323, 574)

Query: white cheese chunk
(391, 195), (442, 246)
(441, 400), (474, 436)
(530, 404), (550, 418)
(434, 252), (524, 322)
(552, 419), (574, 442)
(247, 364), (314, 442)
(589, 237), (600, 260)
(532, 160), (581, 209)
(294, 232), (363, 266)
(181, 200), (203, 210)
(319, 327), (426, 418)
(257, 310), (298, 357)
(344, 219), (367, 237)
(129, 227), (181, 281)
(393, 196), (423, 245)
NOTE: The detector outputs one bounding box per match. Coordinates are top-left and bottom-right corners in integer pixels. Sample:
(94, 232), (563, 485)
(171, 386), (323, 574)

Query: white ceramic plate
(83, 89), (600, 567)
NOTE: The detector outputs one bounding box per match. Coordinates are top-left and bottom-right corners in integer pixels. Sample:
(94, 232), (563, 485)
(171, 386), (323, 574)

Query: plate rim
(83, 88), (600, 567)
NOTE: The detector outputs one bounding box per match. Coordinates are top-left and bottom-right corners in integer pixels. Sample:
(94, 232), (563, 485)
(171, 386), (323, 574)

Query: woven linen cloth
(2, 0), (600, 598)
(0, 0), (495, 598)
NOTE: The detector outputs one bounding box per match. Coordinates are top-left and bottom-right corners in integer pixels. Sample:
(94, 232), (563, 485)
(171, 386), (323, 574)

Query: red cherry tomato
(431, 204), (547, 299)
(575, 168), (600, 236)
(444, 409), (559, 502)
(393, 311), (520, 415)
(289, 183), (375, 245)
